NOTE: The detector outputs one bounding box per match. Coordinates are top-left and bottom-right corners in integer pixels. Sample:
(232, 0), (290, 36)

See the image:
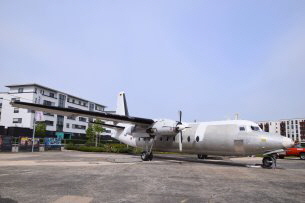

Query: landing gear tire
(262, 156), (277, 169)
(300, 153), (305, 160)
(141, 151), (153, 161)
(197, 154), (208, 159)
(148, 152), (153, 161)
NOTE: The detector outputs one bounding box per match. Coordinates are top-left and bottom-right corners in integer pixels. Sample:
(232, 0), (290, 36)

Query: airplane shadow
(154, 155), (261, 168)
(0, 195), (18, 203)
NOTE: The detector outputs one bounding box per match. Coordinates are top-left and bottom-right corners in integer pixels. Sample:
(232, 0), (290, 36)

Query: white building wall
(0, 91), (35, 129)
(0, 84), (108, 136)
(280, 119), (303, 142)
(258, 118), (305, 142)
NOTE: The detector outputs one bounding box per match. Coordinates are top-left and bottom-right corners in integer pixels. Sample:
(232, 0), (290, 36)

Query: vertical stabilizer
(116, 92), (129, 116)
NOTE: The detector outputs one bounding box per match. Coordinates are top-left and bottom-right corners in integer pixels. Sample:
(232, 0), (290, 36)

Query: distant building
(0, 83), (109, 139)
(258, 118), (305, 143)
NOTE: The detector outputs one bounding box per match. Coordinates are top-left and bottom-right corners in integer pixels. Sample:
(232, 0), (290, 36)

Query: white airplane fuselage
(113, 120), (292, 156)
(10, 91), (294, 165)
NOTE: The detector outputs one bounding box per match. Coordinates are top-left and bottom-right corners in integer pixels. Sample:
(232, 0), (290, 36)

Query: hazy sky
(1, 1), (305, 122)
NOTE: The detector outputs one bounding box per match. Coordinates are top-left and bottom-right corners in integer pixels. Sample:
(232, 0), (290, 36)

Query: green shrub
(64, 143), (141, 154)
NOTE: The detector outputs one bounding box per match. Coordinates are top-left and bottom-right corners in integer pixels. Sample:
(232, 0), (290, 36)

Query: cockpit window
(251, 126), (260, 131)
(239, 127), (245, 131)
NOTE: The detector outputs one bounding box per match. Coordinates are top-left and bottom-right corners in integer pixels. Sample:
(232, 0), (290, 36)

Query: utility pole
(31, 116), (36, 152)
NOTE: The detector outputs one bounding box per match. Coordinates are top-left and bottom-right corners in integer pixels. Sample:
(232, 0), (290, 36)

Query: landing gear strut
(141, 137), (155, 161)
(262, 154), (277, 169)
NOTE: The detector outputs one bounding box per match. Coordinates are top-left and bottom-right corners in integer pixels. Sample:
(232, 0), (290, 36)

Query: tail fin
(116, 92), (129, 116)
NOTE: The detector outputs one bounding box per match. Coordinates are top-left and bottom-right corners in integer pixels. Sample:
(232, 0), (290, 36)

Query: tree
(93, 119), (105, 147)
(86, 124), (95, 145)
(85, 119), (105, 146)
(35, 122), (46, 137)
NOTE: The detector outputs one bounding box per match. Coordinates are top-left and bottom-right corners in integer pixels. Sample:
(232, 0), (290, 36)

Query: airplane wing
(11, 101), (155, 126)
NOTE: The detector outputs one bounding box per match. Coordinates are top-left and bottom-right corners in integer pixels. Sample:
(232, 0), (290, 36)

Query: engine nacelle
(146, 119), (178, 136)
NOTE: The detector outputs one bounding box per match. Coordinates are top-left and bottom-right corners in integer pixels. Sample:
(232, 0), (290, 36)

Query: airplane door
(234, 139), (245, 154)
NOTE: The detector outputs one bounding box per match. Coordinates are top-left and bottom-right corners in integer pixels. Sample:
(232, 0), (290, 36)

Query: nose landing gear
(262, 154), (277, 169)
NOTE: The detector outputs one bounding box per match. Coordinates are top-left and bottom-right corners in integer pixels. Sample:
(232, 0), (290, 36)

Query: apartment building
(0, 84), (108, 139)
(258, 118), (305, 143)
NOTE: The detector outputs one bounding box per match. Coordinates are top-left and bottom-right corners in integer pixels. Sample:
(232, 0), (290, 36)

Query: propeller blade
(179, 110), (182, 123)
(177, 110), (183, 151)
(179, 131), (182, 151)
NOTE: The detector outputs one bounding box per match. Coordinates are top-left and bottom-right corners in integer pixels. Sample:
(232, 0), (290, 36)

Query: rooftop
(6, 83), (106, 107)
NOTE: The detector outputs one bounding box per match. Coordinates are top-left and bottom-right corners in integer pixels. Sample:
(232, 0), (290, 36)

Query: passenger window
(239, 127), (245, 131)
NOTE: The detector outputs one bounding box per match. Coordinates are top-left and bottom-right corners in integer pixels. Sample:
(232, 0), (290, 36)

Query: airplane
(11, 92), (294, 168)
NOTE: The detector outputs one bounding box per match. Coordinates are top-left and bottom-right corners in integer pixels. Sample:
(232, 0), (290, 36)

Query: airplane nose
(282, 136), (294, 149)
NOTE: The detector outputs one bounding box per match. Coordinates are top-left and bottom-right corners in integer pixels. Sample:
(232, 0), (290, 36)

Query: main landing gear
(141, 137), (155, 161)
(141, 151), (153, 161)
(262, 154), (277, 169)
(197, 154), (208, 159)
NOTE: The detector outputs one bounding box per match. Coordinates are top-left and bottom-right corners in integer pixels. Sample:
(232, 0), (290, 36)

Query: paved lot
(0, 151), (305, 203)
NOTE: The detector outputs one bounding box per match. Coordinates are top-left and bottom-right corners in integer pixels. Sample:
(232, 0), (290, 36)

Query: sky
(1, 1), (305, 122)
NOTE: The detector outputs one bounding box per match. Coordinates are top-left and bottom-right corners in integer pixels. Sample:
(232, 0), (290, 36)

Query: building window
(45, 120), (54, 126)
(79, 117), (87, 122)
(72, 124), (86, 130)
(67, 116), (76, 120)
(11, 98), (20, 102)
(89, 103), (94, 111)
(43, 112), (54, 117)
(43, 100), (53, 106)
(49, 92), (55, 98)
(66, 123), (70, 128)
(18, 88), (24, 93)
(95, 105), (104, 111)
(160, 137), (162, 141)
(187, 136), (190, 142)
(13, 118), (22, 123)
(13, 108), (19, 113)
(58, 94), (66, 108)
(196, 136), (199, 142)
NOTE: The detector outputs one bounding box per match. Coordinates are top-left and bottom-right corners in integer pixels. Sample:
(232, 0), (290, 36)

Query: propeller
(177, 110), (183, 152)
